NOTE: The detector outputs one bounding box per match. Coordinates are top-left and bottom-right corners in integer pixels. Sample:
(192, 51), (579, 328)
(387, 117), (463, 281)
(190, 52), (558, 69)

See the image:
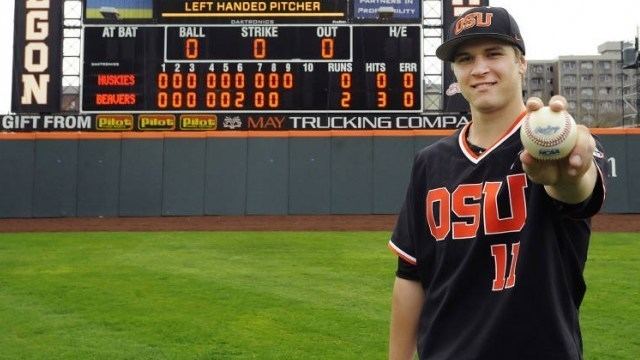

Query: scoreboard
(9, 0), (474, 131)
(82, 24), (422, 113)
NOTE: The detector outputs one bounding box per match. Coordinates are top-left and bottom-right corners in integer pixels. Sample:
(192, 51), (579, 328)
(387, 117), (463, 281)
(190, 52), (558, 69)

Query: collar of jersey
(458, 111), (527, 164)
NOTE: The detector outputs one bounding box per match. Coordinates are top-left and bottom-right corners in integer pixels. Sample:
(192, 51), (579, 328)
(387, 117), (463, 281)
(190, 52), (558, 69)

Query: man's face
(451, 39), (527, 114)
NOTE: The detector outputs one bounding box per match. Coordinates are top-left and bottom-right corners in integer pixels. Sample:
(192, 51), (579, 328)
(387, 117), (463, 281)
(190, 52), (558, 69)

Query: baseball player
(388, 6), (607, 360)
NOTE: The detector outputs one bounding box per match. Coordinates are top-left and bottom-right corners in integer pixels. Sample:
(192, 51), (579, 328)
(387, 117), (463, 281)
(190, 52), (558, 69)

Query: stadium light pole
(621, 41), (625, 126)
(622, 29), (640, 127)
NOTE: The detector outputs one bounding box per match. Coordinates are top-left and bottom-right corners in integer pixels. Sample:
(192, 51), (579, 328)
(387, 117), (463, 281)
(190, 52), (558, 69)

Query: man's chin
(470, 100), (499, 113)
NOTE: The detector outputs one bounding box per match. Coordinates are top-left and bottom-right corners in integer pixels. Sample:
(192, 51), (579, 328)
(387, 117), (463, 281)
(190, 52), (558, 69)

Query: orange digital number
(186, 92), (197, 108)
(377, 91), (387, 108)
(206, 73), (217, 89)
(158, 73), (168, 89)
(235, 73), (246, 89)
(221, 73), (231, 89)
(340, 73), (351, 89)
(376, 73), (387, 89)
(321, 38), (334, 59)
(340, 92), (351, 108)
(403, 92), (414, 108)
(268, 92), (279, 108)
(157, 92), (168, 108)
(172, 92), (182, 108)
(172, 73), (183, 89)
(254, 92), (265, 108)
(221, 92), (231, 108)
(206, 92), (216, 108)
(253, 38), (266, 59)
(283, 73), (294, 89)
(187, 73), (197, 89)
(235, 92), (245, 108)
(185, 38), (199, 59)
(254, 73), (265, 89)
(403, 73), (414, 88)
(268, 73), (279, 89)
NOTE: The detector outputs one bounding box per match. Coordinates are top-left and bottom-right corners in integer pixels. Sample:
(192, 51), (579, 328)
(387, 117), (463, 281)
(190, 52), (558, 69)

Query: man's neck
(467, 102), (526, 149)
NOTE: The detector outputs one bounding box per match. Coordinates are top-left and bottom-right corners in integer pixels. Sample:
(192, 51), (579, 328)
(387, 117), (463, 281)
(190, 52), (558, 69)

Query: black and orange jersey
(389, 112), (607, 359)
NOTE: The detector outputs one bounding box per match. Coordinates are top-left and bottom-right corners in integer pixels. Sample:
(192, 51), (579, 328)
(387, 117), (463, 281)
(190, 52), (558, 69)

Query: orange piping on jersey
(459, 111), (527, 163)
(387, 240), (417, 266)
(460, 123), (480, 161)
(482, 110), (527, 152)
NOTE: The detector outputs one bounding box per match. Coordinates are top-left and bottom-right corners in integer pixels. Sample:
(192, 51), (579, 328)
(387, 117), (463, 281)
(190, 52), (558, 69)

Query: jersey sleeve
(388, 155), (422, 267)
(396, 257), (421, 281)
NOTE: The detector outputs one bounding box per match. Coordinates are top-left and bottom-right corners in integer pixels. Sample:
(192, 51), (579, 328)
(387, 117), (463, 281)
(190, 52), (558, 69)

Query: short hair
(513, 46), (525, 63)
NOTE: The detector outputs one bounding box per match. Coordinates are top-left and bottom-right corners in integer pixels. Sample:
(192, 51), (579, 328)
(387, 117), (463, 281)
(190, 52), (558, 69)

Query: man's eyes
(454, 52), (504, 63)
(455, 56), (471, 63)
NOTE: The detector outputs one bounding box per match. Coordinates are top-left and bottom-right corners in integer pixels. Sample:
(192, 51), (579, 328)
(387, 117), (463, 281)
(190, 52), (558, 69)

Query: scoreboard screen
(81, 0), (423, 114)
(83, 25), (421, 112)
(11, 0), (474, 133)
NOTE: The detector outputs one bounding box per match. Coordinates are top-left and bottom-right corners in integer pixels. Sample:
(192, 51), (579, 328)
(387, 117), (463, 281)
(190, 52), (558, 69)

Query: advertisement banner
(11, 0), (63, 113)
(353, 0), (421, 20)
(1, 113), (470, 132)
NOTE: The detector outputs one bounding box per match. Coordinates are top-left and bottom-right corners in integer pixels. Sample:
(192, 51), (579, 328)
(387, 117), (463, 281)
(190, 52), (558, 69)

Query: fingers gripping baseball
(519, 125), (594, 186)
(525, 96), (566, 113)
(567, 125), (596, 177)
(520, 96), (594, 186)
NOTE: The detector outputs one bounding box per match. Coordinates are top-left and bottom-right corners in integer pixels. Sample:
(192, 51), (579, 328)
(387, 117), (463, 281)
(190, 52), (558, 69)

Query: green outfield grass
(0, 231), (637, 359)
(86, 8), (153, 20)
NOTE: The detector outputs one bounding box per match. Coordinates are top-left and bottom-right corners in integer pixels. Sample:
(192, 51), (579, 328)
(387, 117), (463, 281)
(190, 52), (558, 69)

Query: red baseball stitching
(523, 112), (572, 147)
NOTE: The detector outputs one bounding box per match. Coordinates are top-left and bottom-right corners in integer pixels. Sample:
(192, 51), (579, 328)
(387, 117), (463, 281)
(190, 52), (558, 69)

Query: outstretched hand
(520, 96), (598, 204)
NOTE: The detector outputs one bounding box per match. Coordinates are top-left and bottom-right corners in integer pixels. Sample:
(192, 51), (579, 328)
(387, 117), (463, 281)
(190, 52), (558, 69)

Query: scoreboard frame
(7, 0), (481, 132)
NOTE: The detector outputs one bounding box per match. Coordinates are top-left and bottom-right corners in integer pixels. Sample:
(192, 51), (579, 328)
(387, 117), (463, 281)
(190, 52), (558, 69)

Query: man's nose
(470, 58), (490, 76)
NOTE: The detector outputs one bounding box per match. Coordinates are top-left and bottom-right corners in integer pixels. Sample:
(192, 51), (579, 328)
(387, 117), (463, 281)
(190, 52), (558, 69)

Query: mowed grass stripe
(581, 233), (640, 359)
(0, 232), (395, 359)
(0, 232), (638, 359)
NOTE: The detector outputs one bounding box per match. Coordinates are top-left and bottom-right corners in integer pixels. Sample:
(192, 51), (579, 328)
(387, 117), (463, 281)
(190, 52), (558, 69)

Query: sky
(1, 0), (638, 114)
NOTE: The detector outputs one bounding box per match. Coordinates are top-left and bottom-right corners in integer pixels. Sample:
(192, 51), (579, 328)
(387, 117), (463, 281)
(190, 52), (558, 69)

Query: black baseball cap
(436, 7), (525, 62)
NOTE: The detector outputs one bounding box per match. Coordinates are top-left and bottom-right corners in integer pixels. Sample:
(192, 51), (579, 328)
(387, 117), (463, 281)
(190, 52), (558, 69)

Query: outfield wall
(0, 130), (637, 218)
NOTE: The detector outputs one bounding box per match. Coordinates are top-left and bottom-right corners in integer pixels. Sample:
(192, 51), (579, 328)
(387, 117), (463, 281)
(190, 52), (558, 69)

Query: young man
(388, 6), (606, 360)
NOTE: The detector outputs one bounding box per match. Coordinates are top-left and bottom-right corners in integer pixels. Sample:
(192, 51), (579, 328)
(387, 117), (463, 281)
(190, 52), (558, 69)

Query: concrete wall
(0, 130), (636, 218)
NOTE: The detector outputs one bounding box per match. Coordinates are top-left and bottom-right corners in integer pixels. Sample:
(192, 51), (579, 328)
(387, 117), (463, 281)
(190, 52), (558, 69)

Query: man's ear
(451, 62), (460, 81)
(519, 59), (528, 76)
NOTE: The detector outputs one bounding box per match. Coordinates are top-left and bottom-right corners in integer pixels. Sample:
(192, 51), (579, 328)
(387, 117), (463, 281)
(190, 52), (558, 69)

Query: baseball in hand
(520, 106), (578, 160)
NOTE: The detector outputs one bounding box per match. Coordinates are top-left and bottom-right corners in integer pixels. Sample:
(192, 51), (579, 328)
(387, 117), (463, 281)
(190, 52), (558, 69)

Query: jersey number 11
(490, 242), (520, 291)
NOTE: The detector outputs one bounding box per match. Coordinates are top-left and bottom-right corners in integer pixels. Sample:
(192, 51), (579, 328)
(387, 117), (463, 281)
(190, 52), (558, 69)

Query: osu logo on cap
(454, 12), (493, 35)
